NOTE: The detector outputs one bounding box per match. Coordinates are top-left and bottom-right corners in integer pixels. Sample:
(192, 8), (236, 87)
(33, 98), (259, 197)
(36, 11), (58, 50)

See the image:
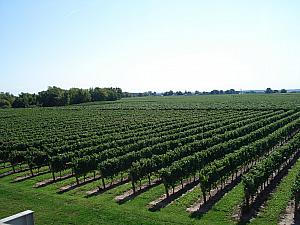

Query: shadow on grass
(33, 173), (73, 188)
(57, 175), (101, 194)
(116, 179), (162, 204)
(149, 179), (199, 212)
(85, 178), (130, 198)
(13, 170), (50, 183)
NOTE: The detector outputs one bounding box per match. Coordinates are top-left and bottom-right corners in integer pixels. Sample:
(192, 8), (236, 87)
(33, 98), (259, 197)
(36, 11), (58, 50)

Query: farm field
(1, 94), (300, 225)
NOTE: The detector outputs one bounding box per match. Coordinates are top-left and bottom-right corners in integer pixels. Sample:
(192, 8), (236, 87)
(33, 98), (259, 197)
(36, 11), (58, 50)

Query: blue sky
(0, 0), (300, 94)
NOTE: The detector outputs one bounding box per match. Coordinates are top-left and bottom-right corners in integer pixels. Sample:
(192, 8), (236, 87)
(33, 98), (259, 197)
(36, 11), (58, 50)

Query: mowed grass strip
(0, 171), (199, 225)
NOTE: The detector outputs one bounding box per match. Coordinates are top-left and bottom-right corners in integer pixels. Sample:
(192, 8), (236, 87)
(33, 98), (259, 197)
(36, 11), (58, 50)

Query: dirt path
(33, 173), (73, 188)
(0, 170), (14, 178)
(279, 201), (297, 225)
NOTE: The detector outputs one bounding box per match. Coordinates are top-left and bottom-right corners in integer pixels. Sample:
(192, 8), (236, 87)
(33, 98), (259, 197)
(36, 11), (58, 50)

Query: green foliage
(37, 86), (69, 106)
(0, 86), (123, 109)
(292, 170), (300, 205)
(265, 88), (273, 94)
(250, 159), (300, 225)
(0, 92), (14, 108)
(68, 88), (91, 104)
(243, 131), (300, 203)
(0, 99), (11, 108)
(12, 92), (37, 108)
(160, 110), (299, 188)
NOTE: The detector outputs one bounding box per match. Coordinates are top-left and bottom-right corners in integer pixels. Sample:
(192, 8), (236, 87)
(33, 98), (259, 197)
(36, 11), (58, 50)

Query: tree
(90, 87), (107, 101)
(163, 90), (174, 96)
(12, 97), (26, 108)
(68, 88), (91, 104)
(0, 92), (15, 106)
(37, 86), (68, 107)
(280, 89), (287, 93)
(1, 86), (122, 108)
(225, 89), (236, 94)
(12, 93), (37, 108)
(265, 88), (273, 94)
(105, 88), (119, 100)
(0, 99), (11, 108)
(122, 92), (132, 98)
(210, 90), (220, 94)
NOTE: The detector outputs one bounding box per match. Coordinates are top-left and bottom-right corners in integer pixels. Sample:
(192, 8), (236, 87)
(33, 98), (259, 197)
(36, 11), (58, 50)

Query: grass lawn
(1, 165), (251, 224)
(0, 169), (202, 225)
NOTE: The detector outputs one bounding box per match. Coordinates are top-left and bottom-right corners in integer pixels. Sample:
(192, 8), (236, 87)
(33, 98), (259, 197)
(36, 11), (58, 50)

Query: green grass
(162, 186), (202, 213)
(0, 167), (246, 225)
(0, 169), (199, 225)
(0, 166), (12, 174)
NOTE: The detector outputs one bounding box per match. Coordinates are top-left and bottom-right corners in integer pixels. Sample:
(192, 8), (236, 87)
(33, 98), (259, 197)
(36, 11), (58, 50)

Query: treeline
(164, 89), (240, 96)
(133, 89), (241, 97)
(0, 86), (123, 108)
(135, 88), (289, 97)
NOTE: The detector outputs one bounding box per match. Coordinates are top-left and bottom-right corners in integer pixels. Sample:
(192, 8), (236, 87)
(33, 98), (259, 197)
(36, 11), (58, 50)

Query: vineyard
(1, 94), (300, 225)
